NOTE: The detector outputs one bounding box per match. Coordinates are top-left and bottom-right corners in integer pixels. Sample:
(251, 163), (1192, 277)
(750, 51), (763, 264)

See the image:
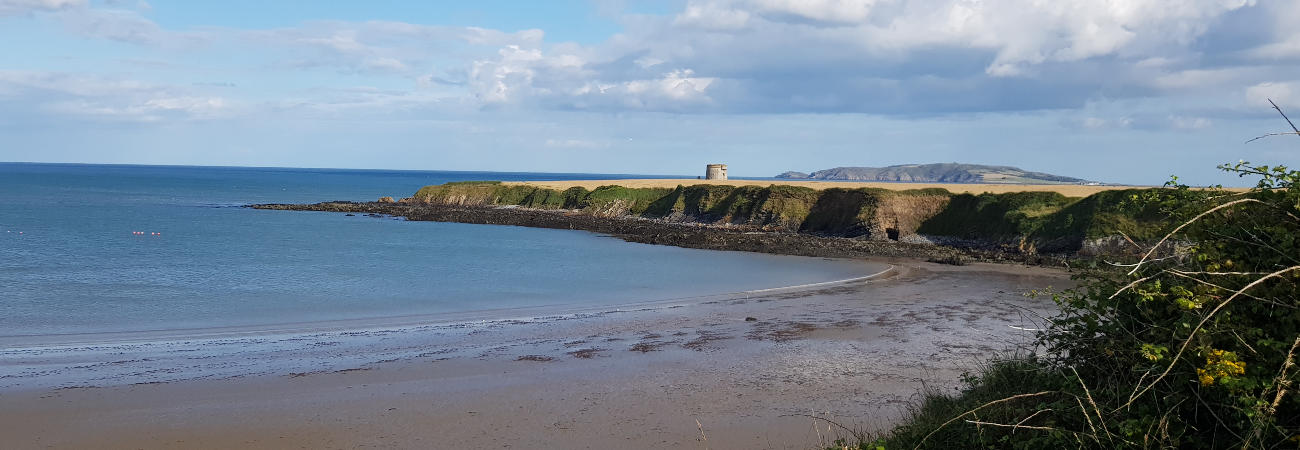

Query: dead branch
(1127, 198), (1267, 276)
(963, 419), (1059, 432)
(1268, 336), (1300, 415)
(914, 391), (1061, 450)
(1245, 99), (1300, 143)
(1271, 99), (1300, 137)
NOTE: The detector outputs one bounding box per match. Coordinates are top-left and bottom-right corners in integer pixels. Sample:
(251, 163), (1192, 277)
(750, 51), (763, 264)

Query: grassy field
(504, 179), (1147, 196)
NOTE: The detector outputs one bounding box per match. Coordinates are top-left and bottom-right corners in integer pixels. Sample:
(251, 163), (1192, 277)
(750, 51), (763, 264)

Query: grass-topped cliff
(410, 181), (1177, 255)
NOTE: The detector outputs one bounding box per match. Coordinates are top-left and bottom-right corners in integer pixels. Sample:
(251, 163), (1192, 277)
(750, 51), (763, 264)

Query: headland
(503, 178), (1130, 196)
(252, 177), (1203, 262)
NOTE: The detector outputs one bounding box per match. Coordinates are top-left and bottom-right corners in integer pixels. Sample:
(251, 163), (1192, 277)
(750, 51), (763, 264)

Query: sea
(0, 163), (874, 342)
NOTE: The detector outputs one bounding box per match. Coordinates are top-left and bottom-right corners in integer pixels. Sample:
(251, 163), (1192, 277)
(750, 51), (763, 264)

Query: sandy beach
(505, 178), (1141, 196)
(0, 259), (1067, 449)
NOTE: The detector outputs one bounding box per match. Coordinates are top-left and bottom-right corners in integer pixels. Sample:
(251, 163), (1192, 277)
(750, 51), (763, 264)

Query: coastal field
(0, 261), (1065, 449)
(505, 178), (1143, 196)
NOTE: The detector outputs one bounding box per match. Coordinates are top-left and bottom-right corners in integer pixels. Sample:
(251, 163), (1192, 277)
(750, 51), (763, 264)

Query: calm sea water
(0, 163), (873, 338)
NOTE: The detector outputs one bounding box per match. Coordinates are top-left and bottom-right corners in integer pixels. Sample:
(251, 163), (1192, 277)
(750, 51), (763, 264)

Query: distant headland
(775, 163), (1099, 185)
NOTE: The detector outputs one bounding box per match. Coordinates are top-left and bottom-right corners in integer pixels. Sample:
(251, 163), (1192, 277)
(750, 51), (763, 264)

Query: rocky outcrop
(249, 201), (1052, 264)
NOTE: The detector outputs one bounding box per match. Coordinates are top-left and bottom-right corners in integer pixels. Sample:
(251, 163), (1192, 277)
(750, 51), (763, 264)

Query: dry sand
(0, 260), (1068, 449)
(506, 178), (1143, 196)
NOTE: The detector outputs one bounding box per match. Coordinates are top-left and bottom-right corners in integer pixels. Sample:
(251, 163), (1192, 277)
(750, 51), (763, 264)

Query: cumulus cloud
(437, 0), (1298, 115)
(669, 0), (1254, 69)
(1245, 1), (1300, 60)
(462, 42), (715, 111)
(5, 0), (1300, 119)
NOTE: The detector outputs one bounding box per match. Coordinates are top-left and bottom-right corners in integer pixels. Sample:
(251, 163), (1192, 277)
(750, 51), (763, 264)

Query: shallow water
(1, 163), (876, 338)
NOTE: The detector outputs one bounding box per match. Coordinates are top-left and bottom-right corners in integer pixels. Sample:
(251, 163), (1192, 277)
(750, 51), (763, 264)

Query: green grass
(916, 191), (1076, 240)
(831, 356), (1077, 450)
(581, 185), (674, 214)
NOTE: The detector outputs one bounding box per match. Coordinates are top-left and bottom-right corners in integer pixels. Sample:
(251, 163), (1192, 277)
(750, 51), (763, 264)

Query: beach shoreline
(0, 259), (1069, 449)
(0, 263), (892, 350)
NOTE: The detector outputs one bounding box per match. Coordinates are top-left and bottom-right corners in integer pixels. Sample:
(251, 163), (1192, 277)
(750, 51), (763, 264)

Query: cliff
(406, 181), (1171, 255)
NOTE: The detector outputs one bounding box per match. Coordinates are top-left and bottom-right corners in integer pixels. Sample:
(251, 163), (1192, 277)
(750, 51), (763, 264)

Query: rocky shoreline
(249, 201), (1070, 266)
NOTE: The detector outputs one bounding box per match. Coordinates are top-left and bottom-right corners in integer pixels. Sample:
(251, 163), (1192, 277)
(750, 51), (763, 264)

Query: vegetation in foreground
(829, 156), (1300, 448)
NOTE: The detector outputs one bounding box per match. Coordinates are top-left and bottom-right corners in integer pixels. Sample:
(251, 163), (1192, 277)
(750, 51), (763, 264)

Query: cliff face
(409, 181), (1173, 255)
(413, 182), (953, 240)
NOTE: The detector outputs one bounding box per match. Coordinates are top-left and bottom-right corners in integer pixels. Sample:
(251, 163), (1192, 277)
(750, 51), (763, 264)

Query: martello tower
(705, 164), (728, 180)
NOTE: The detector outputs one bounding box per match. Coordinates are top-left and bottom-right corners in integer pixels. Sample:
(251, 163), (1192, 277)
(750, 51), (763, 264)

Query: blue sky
(1, 0), (1298, 185)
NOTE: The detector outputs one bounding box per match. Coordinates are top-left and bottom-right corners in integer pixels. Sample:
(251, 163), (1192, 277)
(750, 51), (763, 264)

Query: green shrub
(856, 162), (1300, 449)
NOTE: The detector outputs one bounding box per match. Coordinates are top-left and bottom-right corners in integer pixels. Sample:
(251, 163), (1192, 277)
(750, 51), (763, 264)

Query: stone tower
(705, 164), (728, 180)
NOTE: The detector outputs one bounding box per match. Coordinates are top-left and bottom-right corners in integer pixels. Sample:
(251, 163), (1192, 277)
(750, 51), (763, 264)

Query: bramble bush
(1038, 161), (1300, 448)
(837, 161), (1300, 449)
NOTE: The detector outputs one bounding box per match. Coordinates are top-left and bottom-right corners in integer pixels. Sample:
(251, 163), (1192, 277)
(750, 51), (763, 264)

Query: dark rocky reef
(249, 201), (1058, 265)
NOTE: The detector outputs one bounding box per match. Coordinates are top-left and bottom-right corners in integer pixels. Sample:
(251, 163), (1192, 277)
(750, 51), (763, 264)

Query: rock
(245, 202), (1058, 266)
(377, 196), (396, 203)
(744, 317), (758, 322)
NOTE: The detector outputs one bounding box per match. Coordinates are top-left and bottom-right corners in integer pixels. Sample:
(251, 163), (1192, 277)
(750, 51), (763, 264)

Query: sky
(1, 0), (1299, 185)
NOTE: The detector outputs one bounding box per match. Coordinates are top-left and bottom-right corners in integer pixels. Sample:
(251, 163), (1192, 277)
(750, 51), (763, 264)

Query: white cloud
(43, 95), (226, 121)
(467, 0), (1277, 115)
(0, 1), (206, 47)
(544, 138), (607, 149)
(1244, 1), (1300, 60)
(673, 2), (751, 30)
(469, 45), (549, 103)
(0, 0), (82, 16)
(668, 0), (1255, 77)
(750, 0), (879, 23)
(466, 41), (715, 111)
(2, 0), (1298, 120)
(1246, 81), (1296, 109)
(1249, 36), (1300, 60)
(0, 70), (232, 122)
(1080, 116), (1133, 130)
(1150, 68), (1257, 91)
(248, 21), (545, 75)
(59, 7), (183, 45)
(1168, 115), (1212, 130)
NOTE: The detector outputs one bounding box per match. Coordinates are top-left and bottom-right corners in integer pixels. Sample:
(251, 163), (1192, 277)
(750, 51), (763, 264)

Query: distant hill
(775, 163), (1094, 184)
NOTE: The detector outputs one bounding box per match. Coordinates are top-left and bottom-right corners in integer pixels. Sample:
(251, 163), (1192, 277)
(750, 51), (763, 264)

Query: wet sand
(0, 260), (1068, 449)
